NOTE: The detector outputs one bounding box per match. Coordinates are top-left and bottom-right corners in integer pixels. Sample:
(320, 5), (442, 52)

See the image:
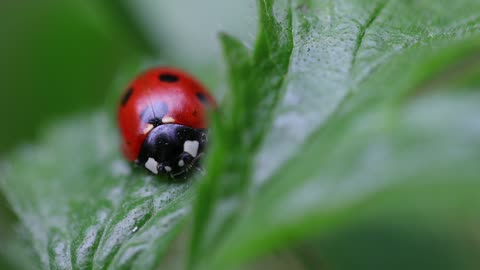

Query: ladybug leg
(184, 153), (205, 174)
(170, 152), (205, 178)
(192, 153), (206, 176)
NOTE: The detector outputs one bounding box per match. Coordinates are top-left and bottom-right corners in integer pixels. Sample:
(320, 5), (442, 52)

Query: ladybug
(117, 67), (216, 178)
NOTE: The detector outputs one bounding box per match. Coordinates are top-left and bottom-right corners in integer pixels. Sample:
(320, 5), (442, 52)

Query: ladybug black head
(137, 124), (207, 178)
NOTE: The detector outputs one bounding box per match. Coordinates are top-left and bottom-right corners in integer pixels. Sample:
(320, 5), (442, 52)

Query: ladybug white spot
(145, 157), (159, 174)
(143, 123), (154, 135)
(162, 116), (176, 124)
(178, 159), (185, 167)
(165, 166), (172, 172)
(184, 140), (199, 157)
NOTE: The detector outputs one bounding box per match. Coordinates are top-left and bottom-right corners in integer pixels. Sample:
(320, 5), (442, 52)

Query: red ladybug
(118, 67), (216, 177)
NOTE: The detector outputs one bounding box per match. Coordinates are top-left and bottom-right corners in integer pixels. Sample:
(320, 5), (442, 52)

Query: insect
(117, 67), (216, 178)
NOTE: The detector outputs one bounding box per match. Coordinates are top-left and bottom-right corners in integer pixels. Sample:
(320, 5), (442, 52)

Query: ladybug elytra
(117, 67), (216, 178)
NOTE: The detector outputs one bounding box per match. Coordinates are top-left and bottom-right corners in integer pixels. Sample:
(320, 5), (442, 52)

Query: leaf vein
(349, 0), (390, 76)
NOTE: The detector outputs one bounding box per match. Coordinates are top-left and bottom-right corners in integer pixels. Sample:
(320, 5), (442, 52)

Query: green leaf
(188, 0), (293, 268)
(0, 113), (195, 270)
(191, 0), (480, 269)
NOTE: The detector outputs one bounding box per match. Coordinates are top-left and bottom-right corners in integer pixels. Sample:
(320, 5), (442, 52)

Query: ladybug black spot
(196, 93), (209, 106)
(121, 88), (134, 106)
(159, 73), (179, 83)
